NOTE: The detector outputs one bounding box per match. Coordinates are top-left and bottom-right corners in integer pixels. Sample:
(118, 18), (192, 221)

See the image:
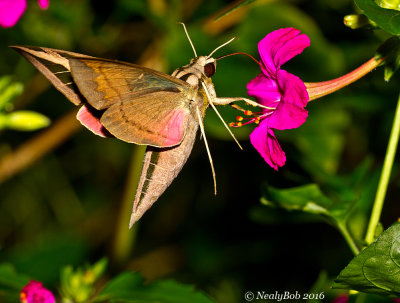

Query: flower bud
(343, 14), (374, 29)
(0, 111), (50, 131)
(375, 0), (400, 10)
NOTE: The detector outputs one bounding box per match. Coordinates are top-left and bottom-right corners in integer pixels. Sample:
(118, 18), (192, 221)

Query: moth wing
(10, 46), (96, 106)
(100, 90), (192, 147)
(69, 58), (191, 110)
(12, 46), (195, 147)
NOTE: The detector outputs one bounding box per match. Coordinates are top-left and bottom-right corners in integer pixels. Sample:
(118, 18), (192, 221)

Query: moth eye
(204, 62), (216, 78)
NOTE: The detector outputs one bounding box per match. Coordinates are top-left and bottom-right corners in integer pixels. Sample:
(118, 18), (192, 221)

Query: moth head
(179, 23), (234, 78)
(192, 56), (216, 78)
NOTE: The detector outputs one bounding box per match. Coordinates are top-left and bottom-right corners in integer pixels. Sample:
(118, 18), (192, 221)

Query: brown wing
(100, 90), (193, 147)
(69, 58), (191, 110)
(10, 46), (96, 106)
(12, 45), (196, 147)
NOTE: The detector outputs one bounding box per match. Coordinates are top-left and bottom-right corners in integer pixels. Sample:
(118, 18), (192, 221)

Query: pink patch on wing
(77, 105), (111, 138)
(159, 110), (186, 146)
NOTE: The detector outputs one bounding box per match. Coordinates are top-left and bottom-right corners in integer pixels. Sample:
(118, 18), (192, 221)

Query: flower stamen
(230, 110), (273, 127)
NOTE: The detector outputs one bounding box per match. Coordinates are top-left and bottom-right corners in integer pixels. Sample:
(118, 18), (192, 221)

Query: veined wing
(69, 58), (193, 110)
(100, 90), (193, 147)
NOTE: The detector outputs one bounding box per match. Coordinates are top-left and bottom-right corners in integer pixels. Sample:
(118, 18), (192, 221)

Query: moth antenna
(179, 22), (197, 57)
(195, 105), (217, 195)
(207, 37), (236, 58)
(201, 81), (243, 150)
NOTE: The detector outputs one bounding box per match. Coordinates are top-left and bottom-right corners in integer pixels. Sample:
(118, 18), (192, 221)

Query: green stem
(365, 92), (400, 244)
(111, 145), (146, 265)
(338, 222), (360, 255)
(353, 292), (367, 303)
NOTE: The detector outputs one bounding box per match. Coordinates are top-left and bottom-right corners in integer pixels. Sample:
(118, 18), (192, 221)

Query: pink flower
(331, 294), (348, 303)
(0, 0), (49, 28)
(20, 280), (55, 303)
(246, 28), (310, 170)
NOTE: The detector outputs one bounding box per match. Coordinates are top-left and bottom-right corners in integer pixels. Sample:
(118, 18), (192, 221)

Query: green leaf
(334, 223), (400, 297)
(261, 184), (355, 226)
(0, 77), (23, 111)
(0, 263), (29, 290)
(354, 0), (400, 35)
(90, 258), (108, 281)
(95, 272), (215, 303)
(0, 263), (30, 303)
(376, 36), (400, 81)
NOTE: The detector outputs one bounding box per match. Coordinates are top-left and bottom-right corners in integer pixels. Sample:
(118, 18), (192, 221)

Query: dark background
(0, 0), (398, 302)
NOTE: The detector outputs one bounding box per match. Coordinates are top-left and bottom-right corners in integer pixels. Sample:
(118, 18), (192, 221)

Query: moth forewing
(10, 46), (91, 106)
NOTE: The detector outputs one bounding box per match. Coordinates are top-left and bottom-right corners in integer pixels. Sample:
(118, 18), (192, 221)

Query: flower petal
(0, 0), (27, 28)
(278, 69), (309, 107)
(258, 28), (310, 74)
(37, 0), (49, 10)
(250, 121), (286, 170)
(21, 281), (55, 303)
(267, 102), (308, 130)
(246, 73), (281, 108)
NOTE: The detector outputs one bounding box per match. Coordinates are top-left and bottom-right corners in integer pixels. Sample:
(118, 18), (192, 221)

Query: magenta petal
(250, 121), (286, 170)
(21, 281), (55, 303)
(258, 28), (310, 74)
(0, 0), (27, 28)
(331, 295), (349, 303)
(278, 69), (309, 107)
(267, 102), (308, 130)
(247, 73), (281, 107)
(37, 0), (49, 10)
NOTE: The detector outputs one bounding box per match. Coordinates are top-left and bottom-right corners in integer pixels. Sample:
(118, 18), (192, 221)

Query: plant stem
(111, 145), (146, 265)
(338, 222), (360, 255)
(0, 110), (80, 183)
(365, 92), (400, 244)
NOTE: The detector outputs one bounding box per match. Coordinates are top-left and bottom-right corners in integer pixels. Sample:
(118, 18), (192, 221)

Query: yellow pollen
(255, 119), (260, 124)
(20, 293), (27, 303)
(244, 110), (252, 116)
(236, 116), (243, 121)
(229, 122), (235, 127)
(237, 122), (242, 127)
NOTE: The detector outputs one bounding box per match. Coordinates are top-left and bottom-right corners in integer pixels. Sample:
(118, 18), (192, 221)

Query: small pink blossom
(331, 294), (348, 303)
(246, 28), (310, 170)
(37, 0), (49, 10)
(20, 280), (55, 303)
(0, 0), (49, 28)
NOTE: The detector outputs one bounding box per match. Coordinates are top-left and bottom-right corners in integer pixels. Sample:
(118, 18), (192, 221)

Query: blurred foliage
(1, 0), (400, 302)
(60, 258), (107, 302)
(96, 271), (214, 303)
(0, 76), (49, 131)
